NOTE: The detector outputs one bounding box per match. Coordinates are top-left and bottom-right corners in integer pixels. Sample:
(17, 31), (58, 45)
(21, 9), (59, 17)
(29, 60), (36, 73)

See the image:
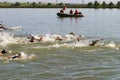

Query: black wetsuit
(89, 40), (99, 46)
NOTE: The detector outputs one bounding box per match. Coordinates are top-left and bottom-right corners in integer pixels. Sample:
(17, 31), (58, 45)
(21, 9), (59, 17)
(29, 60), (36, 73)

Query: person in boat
(74, 9), (79, 15)
(69, 9), (73, 15)
(63, 6), (67, 10)
(60, 6), (67, 14)
(79, 12), (82, 14)
(89, 39), (103, 46)
(0, 50), (7, 56)
(60, 9), (64, 14)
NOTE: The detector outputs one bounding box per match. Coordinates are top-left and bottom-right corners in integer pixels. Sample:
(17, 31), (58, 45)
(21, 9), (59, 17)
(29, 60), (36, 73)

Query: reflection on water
(57, 17), (82, 24)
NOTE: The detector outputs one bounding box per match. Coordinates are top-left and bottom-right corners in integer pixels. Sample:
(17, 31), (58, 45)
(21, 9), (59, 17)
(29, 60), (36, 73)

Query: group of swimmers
(60, 6), (82, 15)
(28, 32), (82, 43)
(0, 49), (22, 60)
(0, 49), (36, 60)
(28, 32), (103, 46)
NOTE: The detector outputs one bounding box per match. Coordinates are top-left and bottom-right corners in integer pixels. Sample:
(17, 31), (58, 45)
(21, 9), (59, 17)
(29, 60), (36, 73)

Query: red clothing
(60, 9), (64, 13)
(75, 9), (79, 14)
(69, 9), (73, 14)
(63, 6), (67, 10)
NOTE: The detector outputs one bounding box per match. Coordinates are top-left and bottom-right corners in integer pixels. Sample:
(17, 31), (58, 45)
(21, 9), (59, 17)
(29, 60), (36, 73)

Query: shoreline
(0, 1), (120, 9)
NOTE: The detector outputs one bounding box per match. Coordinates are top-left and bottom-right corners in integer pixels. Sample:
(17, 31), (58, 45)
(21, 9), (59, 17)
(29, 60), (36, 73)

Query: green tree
(94, 1), (100, 8)
(3, 1), (7, 4)
(27, 2), (29, 4)
(39, 2), (41, 4)
(59, 2), (64, 6)
(47, 3), (52, 6)
(14, 2), (21, 7)
(108, 2), (114, 8)
(116, 1), (120, 8)
(102, 1), (107, 8)
(87, 2), (93, 8)
(32, 2), (36, 7)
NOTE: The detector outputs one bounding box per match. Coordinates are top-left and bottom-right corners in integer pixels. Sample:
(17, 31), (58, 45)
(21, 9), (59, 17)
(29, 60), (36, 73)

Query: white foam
(19, 52), (28, 60)
(105, 41), (116, 48)
(0, 32), (17, 46)
(64, 34), (77, 41)
(41, 40), (89, 49)
(41, 34), (55, 42)
(30, 33), (86, 43)
(72, 40), (89, 47)
(9, 52), (36, 61)
(104, 41), (119, 49)
(10, 26), (22, 30)
(0, 32), (28, 47)
(51, 34), (62, 39)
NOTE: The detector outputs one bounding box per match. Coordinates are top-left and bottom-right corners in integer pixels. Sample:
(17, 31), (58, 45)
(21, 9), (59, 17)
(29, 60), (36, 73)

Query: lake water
(0, 8), (120, 80)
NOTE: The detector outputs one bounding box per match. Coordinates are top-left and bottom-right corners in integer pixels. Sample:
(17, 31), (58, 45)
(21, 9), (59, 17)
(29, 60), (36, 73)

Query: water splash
(9, 52), (36, 61)
(0, 32), (17, 47)
(105, 41), (119, 50)
(0, 32), (28, 47)
(29, 33), (83, 43)
(32, 40), (91, 49)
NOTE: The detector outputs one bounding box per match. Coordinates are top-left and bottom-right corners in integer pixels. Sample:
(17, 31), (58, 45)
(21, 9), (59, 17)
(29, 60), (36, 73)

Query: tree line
(0, 1), (120, 8)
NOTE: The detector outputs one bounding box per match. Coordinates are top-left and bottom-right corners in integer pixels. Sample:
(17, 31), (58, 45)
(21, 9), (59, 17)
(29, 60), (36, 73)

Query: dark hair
(1, 50), (7, 54)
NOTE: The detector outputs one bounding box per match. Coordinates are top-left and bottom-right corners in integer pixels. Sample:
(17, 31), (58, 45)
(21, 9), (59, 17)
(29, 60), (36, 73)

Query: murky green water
(0, 8), (120, 80)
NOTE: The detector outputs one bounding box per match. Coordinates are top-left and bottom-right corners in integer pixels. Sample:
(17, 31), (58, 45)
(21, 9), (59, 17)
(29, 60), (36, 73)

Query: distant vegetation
(0, 1), (120, 8)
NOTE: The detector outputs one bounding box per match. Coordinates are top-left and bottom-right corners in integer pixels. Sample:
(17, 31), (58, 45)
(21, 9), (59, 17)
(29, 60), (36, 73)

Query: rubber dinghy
(57, 13), (84, 17)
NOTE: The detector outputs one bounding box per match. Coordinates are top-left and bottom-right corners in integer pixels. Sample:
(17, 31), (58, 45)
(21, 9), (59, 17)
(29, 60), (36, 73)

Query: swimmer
(29, 35), (35, 42)
(69, 32), (76, 36)
(28, 35), (44, 42)
(55, 36), (63, 41)
(0, 50), (7, 56)
(89, 39), (103, 46)
(9, 52), (27, 60)
(9, 52), (36, 60)
(10, 53), (21, 59)
(0, 21), (8, 30)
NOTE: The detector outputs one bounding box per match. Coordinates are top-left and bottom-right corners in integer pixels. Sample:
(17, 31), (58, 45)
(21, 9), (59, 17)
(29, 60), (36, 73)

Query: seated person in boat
(63, 6), (67, 10)
(74, 9), (79, 14)
(69, 9), (73, 15)
(74, 9), (82, 15)
(60, 9), (64, 14)
(79, 12), (82, 14)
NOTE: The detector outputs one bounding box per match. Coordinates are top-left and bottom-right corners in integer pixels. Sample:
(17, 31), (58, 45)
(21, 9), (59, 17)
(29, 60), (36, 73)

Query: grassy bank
(0, 1), (120, 8)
